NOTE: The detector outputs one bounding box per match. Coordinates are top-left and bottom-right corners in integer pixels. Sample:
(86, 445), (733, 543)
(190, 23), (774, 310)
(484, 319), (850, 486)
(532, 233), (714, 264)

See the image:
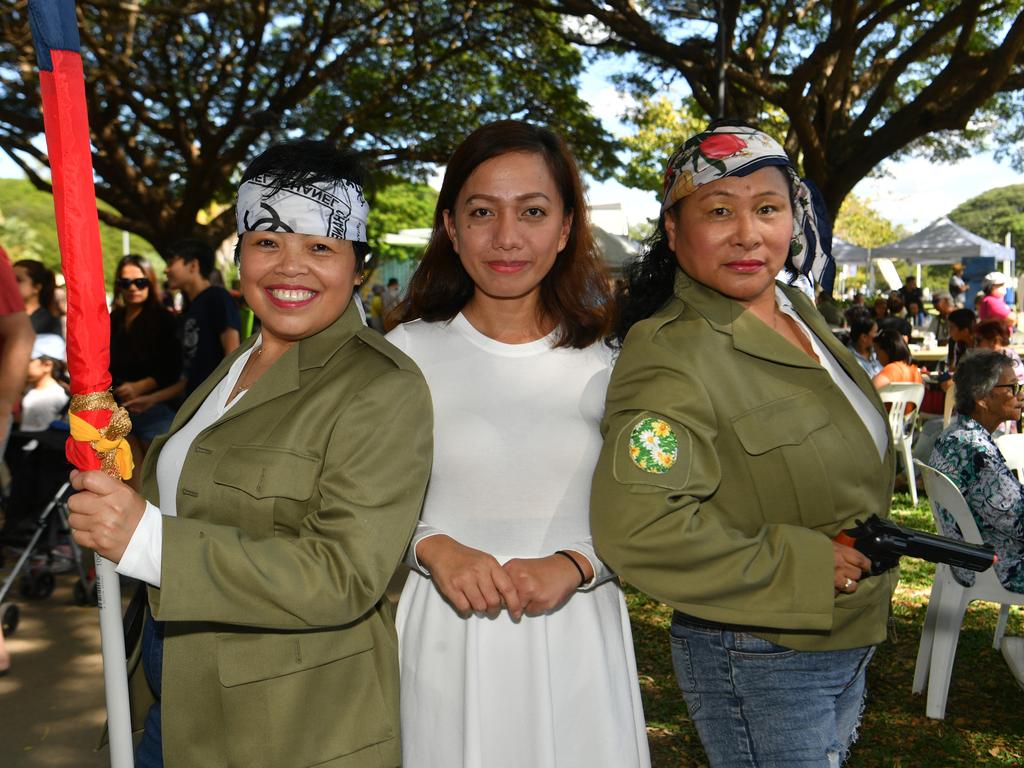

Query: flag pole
(27, 2), (134, 765)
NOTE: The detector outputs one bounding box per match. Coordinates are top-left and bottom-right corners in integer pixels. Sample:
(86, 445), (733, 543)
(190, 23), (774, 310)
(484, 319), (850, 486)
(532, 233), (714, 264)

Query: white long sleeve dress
(387, 314), (650, 768)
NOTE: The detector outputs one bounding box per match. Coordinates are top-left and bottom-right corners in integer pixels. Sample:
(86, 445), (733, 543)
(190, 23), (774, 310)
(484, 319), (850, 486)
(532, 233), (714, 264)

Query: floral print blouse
(929, 415), (1024, 592)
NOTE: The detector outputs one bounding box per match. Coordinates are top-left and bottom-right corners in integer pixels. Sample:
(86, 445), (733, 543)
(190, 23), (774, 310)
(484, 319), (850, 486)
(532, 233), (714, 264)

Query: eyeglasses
(117, 277), (149, 291)
(993, 382), (1023, 396)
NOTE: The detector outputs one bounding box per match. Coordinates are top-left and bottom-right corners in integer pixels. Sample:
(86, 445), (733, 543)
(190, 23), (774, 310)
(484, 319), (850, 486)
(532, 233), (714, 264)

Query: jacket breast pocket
(217, 624), (393, 767)
(731, 390), (840, 530)
(212, 446), (320, 502)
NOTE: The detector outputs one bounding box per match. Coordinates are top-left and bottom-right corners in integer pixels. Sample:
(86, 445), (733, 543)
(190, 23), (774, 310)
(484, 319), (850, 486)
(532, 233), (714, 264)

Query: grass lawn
(626, 492), (1024, 767)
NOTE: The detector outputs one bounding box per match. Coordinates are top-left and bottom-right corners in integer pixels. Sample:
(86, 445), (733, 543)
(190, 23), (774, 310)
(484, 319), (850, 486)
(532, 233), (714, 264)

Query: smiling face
(239, 231), (358, 345)
(663, 166), (793, 308)
(118, 264), (150, 306)
(443, 151), (571, 306)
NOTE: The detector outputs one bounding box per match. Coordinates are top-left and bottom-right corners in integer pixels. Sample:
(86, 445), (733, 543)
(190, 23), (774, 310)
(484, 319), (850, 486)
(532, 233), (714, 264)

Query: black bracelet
(555, 550), (587, 587)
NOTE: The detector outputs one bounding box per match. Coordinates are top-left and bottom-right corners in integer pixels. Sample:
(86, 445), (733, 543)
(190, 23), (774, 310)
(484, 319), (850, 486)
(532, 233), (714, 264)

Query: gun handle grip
(834, 532), (857, 548)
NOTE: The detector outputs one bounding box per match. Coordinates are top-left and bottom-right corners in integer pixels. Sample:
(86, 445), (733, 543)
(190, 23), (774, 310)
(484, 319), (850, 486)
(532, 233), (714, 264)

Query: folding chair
(878, 382), (925, 505)
(912, 460), (1024, 719)
(995, 433), (1024, 482)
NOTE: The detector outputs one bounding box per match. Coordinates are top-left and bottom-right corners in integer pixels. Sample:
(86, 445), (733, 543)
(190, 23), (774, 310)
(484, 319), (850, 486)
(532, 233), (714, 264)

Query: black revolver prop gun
(834, 514), (997, 578)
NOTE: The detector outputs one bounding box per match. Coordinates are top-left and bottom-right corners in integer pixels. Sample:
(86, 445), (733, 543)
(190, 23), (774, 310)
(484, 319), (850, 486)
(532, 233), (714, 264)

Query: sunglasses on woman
(117, 277), (149, 290)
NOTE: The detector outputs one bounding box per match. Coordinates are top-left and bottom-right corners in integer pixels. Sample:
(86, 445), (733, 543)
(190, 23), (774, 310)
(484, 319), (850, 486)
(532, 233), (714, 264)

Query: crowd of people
(0, 117), (1019, 768)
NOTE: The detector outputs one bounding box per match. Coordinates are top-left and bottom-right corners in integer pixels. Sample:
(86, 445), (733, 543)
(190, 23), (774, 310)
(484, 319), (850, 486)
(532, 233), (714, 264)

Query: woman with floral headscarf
(591, 121), (896, 767)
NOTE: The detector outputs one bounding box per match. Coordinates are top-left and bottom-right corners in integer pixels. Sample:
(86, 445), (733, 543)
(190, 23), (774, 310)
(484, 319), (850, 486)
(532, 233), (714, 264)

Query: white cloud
(853, 153), (1024, 232)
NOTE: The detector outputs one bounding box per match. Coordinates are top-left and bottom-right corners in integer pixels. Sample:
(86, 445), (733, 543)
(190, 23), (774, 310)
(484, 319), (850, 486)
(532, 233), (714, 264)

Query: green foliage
(948, 184), (1024, 250)
(0, 206), (43, 261)
(0, 178), (158, 284)
(367, 180), (437, 263)
(617, 95), (706, 195)
(0, 1), (616, 251)
(834, 195), (909, 248)
(628, 219), (656, 243)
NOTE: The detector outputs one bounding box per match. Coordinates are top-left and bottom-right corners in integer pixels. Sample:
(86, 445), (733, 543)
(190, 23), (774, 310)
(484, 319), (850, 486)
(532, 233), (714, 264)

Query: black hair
(873, 328), (910, 363)
(844, 304), (872, 326)
(949, 308), (976, 331)
(166, 238), (216, 279)
(13, 259), (58, 315)
(849, 314), (877, 347)
(235, 139), (371, 270)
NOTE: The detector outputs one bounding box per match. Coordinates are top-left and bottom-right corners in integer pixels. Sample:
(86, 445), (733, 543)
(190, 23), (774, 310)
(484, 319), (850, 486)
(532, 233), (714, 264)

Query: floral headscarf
(661, 124), (835, 293)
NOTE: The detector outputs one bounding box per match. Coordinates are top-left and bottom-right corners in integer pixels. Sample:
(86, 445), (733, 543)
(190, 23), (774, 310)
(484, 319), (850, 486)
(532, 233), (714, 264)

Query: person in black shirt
(166, 239), (241, 394)
(110, 254), (182, 485)
(133, 239), (242, 415)
(898, 276), (923, 311)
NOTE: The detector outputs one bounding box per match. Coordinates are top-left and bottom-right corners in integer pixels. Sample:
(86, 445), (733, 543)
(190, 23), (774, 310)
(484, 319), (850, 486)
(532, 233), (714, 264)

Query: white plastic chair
(878, 382), (925, 505)
(995, 433), (1024, 482)
(943, 382), (956, 428)
(992, 434), (1024, 642)
(912, 460), (1024, 719)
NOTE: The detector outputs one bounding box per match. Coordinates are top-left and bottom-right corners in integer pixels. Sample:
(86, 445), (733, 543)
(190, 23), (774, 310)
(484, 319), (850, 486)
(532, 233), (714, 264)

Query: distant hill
(948, 183), (1024, 249)
(0, 177), (160, 285)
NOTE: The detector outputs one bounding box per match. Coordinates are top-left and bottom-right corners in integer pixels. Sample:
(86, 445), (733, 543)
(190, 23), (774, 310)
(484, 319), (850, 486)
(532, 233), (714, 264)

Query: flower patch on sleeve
(628, 417), (678, 474)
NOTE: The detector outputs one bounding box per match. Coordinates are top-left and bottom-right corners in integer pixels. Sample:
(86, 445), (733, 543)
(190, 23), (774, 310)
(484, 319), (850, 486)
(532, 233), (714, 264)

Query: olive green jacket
(129, 301), (432, 767)
(591, 271), (897, 651)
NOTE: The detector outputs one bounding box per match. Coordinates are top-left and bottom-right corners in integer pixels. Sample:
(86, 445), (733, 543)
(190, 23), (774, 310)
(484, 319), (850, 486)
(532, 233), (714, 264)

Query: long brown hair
(394, 120), (613, 348)
(112, 254), (163, 312)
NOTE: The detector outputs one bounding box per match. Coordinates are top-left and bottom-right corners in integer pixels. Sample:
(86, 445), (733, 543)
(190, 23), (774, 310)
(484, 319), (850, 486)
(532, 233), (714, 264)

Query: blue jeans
(135, 614), (165, 768)
(669, 613), (875, 768)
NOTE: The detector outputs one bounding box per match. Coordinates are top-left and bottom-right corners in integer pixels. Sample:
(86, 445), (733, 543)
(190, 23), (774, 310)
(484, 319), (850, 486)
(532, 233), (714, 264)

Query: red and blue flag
(29, 0), (111, 398)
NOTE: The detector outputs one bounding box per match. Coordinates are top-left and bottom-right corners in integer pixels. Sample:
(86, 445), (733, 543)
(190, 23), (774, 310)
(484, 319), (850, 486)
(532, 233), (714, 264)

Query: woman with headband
(389, 120), (650, 767)
(66, 140), (432, 767)
(591, 121), (895, 767)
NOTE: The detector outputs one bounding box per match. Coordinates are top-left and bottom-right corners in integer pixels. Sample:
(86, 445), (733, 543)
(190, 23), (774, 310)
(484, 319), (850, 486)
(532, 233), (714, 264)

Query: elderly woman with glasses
(929, 349), (1024, 593)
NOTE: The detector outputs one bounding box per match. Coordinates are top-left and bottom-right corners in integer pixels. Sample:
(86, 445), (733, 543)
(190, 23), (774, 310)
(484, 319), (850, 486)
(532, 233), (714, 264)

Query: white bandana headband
(236, 174), (369, 242)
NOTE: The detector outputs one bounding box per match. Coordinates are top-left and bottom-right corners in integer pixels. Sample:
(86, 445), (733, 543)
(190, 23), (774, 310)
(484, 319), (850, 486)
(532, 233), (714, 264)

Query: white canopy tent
(870, 216), (1015, 266)
(832, 218), (1016, 296)
(832, 238), (890, 294)
(832, 237), (871, 265)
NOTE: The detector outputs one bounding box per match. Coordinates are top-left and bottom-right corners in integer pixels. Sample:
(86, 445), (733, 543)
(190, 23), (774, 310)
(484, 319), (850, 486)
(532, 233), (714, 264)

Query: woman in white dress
(388, 120), (650, 768)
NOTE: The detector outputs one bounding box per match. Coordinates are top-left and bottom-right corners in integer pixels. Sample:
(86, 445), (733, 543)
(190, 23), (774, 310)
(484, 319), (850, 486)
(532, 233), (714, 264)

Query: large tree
(517, 0), (1024, 218)
(0, 0), (615, 253)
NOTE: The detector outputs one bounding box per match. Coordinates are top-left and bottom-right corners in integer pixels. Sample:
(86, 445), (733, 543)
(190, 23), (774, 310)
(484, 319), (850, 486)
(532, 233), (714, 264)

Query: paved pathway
(0, 565), (113, 767)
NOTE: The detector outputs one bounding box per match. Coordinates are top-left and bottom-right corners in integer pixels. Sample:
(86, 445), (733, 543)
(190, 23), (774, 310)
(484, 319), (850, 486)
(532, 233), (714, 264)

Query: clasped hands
(66, 470), (147, 563)
(416, 535), (592, 620)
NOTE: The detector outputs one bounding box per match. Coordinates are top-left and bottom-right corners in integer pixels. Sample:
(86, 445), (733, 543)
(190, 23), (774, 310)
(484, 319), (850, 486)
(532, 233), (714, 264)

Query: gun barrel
(839, 514), (997, 576)
(874, 529), (995, 572)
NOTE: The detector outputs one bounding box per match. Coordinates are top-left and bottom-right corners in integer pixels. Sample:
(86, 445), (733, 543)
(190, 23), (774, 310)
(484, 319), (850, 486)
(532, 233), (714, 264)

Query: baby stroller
(0, 425), (96, 637)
